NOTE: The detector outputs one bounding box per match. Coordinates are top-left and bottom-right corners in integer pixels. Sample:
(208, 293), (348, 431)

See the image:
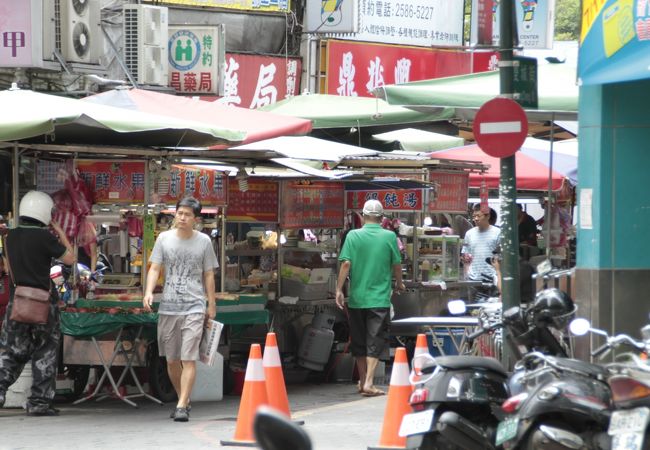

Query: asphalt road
(0, 382), (388, 450)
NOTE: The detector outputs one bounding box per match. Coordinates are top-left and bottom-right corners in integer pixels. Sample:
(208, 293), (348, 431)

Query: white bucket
(4, 365), (32, 409)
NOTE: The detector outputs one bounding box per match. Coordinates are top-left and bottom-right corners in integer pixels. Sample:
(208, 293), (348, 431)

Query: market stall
(0, 87), (322, 402)
(338, 156), (487, 338)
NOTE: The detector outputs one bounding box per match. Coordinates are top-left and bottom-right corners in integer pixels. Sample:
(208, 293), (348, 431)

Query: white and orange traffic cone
(262, 332), (303, 424)
(221, 344), (268, 447)
(368, 347), (412, 450)
(411, 333), (429, 385)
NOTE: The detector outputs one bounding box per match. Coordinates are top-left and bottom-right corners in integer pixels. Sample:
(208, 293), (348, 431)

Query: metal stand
(73, 325), (163, 408)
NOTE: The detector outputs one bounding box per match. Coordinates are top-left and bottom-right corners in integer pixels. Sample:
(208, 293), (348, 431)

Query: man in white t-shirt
(143, 197), (218, 422)
(461, 204), (501, 300)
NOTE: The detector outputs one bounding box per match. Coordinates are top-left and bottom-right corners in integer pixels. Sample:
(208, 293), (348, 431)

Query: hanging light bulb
(157, 161), (170, 196)
(236, 169), (249, 192)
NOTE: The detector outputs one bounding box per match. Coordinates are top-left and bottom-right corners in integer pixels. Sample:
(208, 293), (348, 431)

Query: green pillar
(498, 0), (521, 369)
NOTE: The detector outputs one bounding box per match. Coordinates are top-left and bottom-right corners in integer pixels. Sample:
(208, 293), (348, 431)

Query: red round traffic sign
(472, 97), (528, 158)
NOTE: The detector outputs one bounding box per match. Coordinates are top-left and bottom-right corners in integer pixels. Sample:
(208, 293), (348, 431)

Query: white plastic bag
(199, 319), (224, 366)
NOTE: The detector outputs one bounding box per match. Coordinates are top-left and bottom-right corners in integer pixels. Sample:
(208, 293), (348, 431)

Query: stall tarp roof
(376, 63), (578, 121)
(231, 136), (379, 162)
(371, 128), (464, 152)
(429, 143), (568, 191)
(0, 89), (246, 147)
(83, 88), (313, 147)
(257, 93), (455, 128)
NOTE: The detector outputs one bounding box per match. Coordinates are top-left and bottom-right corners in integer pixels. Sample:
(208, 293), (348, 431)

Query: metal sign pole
(498, 0), (521, 369)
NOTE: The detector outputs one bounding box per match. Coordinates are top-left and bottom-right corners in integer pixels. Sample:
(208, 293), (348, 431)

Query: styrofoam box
(281, 278), (329, 301)
(191, 352), (224, 402)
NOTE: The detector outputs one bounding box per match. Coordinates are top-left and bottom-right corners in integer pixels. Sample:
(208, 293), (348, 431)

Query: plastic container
(4, 365), (32, 409)
(190, 352), (224, 402)
(281, 278), (329, 301)
(426, 329), (466, 357)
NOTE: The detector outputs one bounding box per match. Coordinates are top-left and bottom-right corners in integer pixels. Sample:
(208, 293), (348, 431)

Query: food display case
(417, 235), (461, 282)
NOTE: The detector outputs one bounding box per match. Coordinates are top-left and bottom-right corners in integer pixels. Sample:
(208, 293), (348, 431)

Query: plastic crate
(281, 277), (329, 301)
(426, 329), (466, 356)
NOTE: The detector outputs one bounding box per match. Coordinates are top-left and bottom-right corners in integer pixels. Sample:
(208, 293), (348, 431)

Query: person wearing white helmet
(335, 199), (405, 397)
(0, 191), (74, 416)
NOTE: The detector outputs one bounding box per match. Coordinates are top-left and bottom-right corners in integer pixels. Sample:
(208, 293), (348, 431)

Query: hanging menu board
(227, 178), (279, 222)
(428, 171), (469, 213)
(280, 181), (345, 229)
(156, 165), (227, 206)
(346, 189), (424, 212)
(77, 160), (146, 203)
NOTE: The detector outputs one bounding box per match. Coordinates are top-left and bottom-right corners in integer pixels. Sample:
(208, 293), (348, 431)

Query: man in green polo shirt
(336, 199), (405, 397)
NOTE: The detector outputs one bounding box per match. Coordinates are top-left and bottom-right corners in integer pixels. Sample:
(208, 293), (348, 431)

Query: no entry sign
(473, 98), (528, 158)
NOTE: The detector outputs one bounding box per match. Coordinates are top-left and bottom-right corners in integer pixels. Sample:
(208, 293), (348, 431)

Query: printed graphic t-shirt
(149, 230), (219, 315)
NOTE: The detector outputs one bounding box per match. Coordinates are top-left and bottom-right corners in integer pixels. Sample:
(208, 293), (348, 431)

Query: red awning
(429, 144), (566, 191)
(83, 88), (313, 148)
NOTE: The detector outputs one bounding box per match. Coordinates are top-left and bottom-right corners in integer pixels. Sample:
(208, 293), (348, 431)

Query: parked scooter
(254, 406), (312, 450)
(495, 290), (613, 450)
(400, 288), (579, 450)
(570, 318), (650, 450)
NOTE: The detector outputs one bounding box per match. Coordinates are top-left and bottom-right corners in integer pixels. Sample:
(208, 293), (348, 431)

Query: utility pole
(498, 0), (521, 369)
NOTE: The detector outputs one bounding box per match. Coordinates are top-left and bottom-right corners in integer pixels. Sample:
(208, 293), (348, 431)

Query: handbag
(2, 236), (51, 325)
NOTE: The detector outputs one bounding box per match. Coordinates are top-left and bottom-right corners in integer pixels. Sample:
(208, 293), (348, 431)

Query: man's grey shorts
(157, 313), (204, 361)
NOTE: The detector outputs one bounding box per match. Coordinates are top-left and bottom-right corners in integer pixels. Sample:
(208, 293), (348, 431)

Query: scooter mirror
(569, 318), (591, 336)
(447, 299), (467, 315)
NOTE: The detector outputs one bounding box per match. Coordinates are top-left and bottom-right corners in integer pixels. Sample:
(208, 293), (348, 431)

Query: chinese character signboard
(147, 0), (289, 12)
(578, 0), (650, 85)
(228, 178), (279, 222)
(341, 0), (464, 47)
(0, 0), (42, 68)
(428, 172), (469, 213)
(346, 190), (424, 211)
(76, 160), (146, 203)
(280, 181), (345, 229)
(157, 165), (227, 206)
(168, 25), (225, 95)
(327, 40), (498, 97)
(513, 56), (538, 108)
(215, 53), (302, 108)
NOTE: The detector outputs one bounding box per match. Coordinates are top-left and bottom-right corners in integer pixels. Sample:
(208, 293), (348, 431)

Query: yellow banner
(149, 0), (290, 12)
(581, 0), (608, 43)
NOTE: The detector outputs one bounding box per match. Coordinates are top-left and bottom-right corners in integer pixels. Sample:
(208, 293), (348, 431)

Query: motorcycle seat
(434, 356), (508, 377)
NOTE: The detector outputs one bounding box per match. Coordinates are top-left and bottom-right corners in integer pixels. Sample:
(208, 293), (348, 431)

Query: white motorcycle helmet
(19, 191), (54, 226)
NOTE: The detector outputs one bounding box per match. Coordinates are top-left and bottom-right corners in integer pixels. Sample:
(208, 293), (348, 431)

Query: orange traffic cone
(262, 333), (291, 417)
(368, 347), (412, 450)
(221, 344), (268, 447)
(411, 333), (429, 384)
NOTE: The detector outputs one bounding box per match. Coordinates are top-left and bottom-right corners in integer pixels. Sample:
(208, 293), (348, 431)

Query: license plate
(399, 409), (434, 437)
(609, 407), (650, 450)
(495, 416), (519, 446)
(609, 408), (650, 434)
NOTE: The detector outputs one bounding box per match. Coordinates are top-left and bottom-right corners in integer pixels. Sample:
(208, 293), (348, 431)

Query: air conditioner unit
(59, 0), (103, 64)
(123, 4), (169, 86)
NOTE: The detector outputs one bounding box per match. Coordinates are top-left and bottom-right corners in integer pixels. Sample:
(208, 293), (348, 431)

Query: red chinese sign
(77, 160), (146, 204)
(280, 181), (345, 229)
(428, 172), (470, 213)
(205, 53), (302, 108)
(227, 178), (279, 222)
(346, 190), (423, 212)
(155, 165), (227, 206)
(326, 40), (498, 97)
